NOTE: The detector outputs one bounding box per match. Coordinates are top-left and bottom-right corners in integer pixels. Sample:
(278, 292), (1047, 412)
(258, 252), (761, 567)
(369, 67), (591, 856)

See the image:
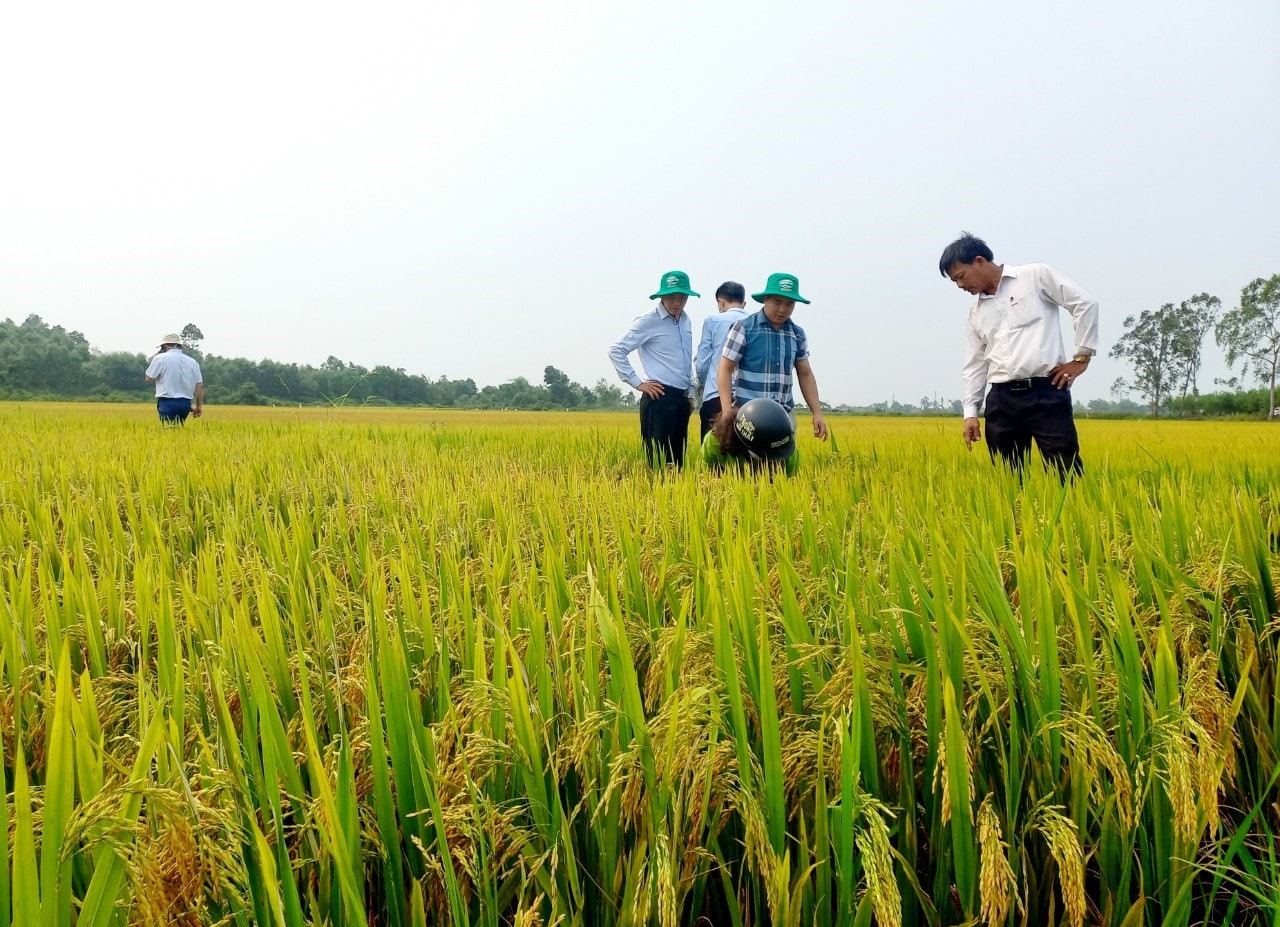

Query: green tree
(543, 365), (577, 408)
(1216, 274), (1280, 419)
(1171, 293), (1220, 402)
(87, 351), (150, 396)
(181, 323), (204, 352)
(429, 376), (477, 406)
(0, 315), (93, 395)
(591, 378), (627, 408)
(1110, 303), (1182, 416)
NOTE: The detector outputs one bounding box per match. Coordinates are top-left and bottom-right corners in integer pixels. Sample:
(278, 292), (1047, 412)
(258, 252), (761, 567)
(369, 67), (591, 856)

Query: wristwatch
(1073, 352), (1093, 364)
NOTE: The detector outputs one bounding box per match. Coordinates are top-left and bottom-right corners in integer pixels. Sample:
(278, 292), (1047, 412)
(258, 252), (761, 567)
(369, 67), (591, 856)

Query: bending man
(940, 232), (1098, 476)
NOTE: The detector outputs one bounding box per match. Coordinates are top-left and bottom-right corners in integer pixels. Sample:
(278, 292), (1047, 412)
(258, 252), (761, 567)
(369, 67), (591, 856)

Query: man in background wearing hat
(715, 272), (829, 442)
(694, 280), (749, 440)
(608, 270), (698, 468)
(145, 333), (204, 424)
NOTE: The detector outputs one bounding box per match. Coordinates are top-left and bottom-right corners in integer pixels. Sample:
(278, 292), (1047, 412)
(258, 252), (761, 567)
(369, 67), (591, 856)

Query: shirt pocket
(1004, 293), (1042, 331)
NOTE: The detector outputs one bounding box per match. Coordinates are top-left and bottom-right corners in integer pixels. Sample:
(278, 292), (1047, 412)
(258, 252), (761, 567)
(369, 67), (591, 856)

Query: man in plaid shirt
(715, 272), (829, 441)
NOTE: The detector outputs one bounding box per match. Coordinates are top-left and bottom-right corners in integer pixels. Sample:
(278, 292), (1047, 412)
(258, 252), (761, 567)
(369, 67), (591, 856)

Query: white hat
(159, 333), (183, 346)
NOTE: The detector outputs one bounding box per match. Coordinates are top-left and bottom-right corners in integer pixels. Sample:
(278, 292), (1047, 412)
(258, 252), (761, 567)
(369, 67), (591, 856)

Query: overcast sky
(2, 0), (1277, 406)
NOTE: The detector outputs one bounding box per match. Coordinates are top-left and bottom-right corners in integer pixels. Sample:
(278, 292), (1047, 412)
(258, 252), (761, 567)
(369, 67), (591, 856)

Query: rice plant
(0, 402), (1277, 926)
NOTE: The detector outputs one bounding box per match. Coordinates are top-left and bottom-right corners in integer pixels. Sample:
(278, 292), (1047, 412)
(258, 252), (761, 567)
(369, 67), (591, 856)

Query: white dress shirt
(963, 263), (1099, 418)
(608, 304), (694, 391)
(145, 348), (203, 399)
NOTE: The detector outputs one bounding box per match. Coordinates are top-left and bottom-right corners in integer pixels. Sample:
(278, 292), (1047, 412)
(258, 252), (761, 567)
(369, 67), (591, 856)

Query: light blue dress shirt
(694, 306), (749, 402)
(608, 304), (694, 391)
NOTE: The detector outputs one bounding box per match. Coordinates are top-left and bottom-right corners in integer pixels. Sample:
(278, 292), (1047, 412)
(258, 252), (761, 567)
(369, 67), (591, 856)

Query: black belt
(990, 376), (1052, 393)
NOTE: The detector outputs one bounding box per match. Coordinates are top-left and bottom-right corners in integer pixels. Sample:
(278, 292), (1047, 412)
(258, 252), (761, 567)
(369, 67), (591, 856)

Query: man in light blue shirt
(694, 281), (749, 439)
(608, 270), (699, 468)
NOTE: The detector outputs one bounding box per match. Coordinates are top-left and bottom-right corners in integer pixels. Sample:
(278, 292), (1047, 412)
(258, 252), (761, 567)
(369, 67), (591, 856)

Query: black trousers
(698, 396), (723, 440)
(985, 378), (1083, 477)
(639, 388), (691, 469)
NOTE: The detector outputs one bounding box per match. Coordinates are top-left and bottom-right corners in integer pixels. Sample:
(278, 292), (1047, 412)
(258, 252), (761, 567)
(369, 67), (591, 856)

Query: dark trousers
(157, 397), (193, 424)
(698, 396), (723, 440)
(639, 388), (691, 469)
(985, 378), (1083, 477)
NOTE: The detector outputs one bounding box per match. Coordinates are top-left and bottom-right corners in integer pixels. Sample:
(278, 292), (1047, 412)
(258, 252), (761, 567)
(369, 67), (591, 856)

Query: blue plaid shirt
(721, 311), (809, 409)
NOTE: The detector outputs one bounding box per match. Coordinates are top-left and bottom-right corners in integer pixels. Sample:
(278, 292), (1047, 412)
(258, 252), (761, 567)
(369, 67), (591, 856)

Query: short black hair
(938, 232), (994, 277)
(715, 281), (745, 303)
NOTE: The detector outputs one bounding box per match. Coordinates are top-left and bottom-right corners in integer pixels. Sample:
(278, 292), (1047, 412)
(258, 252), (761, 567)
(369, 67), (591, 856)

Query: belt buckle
(1008, 378), (1032, 392)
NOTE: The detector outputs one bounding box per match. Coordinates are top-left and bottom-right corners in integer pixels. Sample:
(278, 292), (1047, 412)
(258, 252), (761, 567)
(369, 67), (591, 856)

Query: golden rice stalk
(1193, 735), (1222, 838)
(731, 781), (776, 887)
(854, 797), (902, 927)
(1181, 652), (1236, 837)
(763, 845), (791, 927)
(655, 831), (678, 927)
(1151, 716), (1199, 845)
(1046, 712), (1137, 831)
(977, 794), (1018, 926)
(935, 728), (952, 825)
(1029, 803), (1085, 927)
(932, 720), (974, 827)
(511, 893), (545, 927)
(628, 856), (652, 926)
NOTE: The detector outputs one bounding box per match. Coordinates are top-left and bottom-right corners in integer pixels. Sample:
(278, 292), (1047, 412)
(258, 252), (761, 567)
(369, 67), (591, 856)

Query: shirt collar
(752, 309), (792, 330)
(654, 303), (685, 324)
(977, 264), (1018, 301)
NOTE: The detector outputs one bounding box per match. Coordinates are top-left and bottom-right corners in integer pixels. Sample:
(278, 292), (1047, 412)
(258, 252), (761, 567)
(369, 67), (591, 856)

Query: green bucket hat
(650, 270), (701, 299)
(752, 272), (810, 304)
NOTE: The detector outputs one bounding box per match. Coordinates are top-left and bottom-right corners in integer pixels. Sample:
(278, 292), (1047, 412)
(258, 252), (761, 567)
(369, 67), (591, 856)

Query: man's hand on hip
(1049, 360), (1089, 390)
(637, 381), (665, 400)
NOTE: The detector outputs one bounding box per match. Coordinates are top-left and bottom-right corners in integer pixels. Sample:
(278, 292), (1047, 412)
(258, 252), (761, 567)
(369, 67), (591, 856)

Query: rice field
(1, 401), (1277, 927)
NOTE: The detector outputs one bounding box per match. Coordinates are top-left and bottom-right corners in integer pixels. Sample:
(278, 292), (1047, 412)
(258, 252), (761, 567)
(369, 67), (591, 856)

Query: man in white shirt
(145, 334), (204, 424)
(940, 233), (1098, 476)
(607, 270), (699, 468)
(694, 281), (750, 439)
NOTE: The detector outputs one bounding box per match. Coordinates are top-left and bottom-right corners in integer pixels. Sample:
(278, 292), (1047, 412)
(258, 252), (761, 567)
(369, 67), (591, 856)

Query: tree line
(1111, 273), (1280, 418)
(0, 316), (635, 410)
(4, 276), (1279, 418)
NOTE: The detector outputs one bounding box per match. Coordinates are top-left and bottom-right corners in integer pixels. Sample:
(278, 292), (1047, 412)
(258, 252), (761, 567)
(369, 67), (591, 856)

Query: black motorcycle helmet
(734, 398), (795, 462)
